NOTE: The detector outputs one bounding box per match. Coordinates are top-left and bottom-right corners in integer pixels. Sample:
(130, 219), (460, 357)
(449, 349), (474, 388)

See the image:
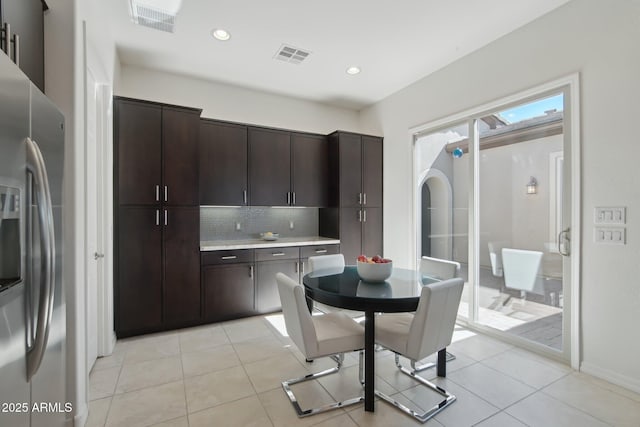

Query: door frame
(410, 74), (581, 369)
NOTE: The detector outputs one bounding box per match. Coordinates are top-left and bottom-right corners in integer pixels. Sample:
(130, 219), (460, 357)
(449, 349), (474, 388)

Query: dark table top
(302, 266), (440, 313)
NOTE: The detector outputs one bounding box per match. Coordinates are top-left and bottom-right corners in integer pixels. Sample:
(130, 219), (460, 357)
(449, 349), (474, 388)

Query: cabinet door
(362, 136), (383, 207)
(163, 107), (200, 206)
(249, 128), (290, 206)
(2, 0), (44, 90)
(256, 260), (299, 313)
(116, 100), (162, 205)
(117, 207), (162, 334)
(339, 208), (363, 265)
(163, 207), (200, 325)
(338, 134), (362, 208)
(362, 208), (383, 258)
(203, 264), (255, 322)
(199, 121), (248, 205)
(291, 133), (328, 207)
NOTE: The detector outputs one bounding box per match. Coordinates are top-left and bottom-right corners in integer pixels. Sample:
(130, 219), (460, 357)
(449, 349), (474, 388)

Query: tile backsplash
(200, 207), (319, 241)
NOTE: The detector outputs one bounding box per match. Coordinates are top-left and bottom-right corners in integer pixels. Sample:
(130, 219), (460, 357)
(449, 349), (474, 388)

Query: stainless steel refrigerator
(0, 52), (66, 426)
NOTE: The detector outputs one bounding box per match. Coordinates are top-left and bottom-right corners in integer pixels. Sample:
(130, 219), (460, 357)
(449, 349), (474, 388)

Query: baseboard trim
(72, 404), (88, 427)
(581, 361), (640, 394)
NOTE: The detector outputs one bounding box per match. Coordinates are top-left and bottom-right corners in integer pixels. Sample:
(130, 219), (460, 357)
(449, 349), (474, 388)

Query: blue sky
(498, 93), (564, 123)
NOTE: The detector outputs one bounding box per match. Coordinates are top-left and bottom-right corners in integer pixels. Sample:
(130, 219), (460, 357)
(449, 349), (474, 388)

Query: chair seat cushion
(375, 313), (412, 355)
(311, 312), (365, 359)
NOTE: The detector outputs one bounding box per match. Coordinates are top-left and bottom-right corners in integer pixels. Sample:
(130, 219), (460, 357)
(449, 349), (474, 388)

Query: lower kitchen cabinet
(203, 263), (255, 322)
(117, 207), (163, 334)
(255, 247), (300, 313)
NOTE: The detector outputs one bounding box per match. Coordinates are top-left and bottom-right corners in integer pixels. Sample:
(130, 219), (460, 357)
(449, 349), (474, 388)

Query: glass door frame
(411, 74), (581, 368)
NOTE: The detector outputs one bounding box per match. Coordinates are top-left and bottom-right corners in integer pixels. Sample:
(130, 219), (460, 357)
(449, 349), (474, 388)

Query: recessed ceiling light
(212, 28), (231, 41)
(346, 66), (361, 75)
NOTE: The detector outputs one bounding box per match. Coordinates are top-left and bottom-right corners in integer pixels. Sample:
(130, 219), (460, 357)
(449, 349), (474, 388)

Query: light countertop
(200, 236), (340, 251)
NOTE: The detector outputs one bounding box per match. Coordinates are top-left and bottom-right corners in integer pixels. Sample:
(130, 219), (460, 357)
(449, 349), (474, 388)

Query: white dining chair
(502, 248), (545, 300)
(307, 254), (362, 318)
(374, 278), (464, 423)
(420, 256), (460, 280)
(276, 273), (365, 417)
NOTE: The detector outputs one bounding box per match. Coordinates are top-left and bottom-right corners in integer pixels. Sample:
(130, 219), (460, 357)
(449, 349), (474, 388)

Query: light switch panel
(594, 207), (626, 224)
(594, 226), (626, 244)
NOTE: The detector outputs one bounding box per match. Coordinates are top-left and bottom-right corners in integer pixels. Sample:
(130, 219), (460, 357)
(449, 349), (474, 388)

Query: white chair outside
(374, 278), (464, 423)
(420, 256), (460, 280)
(276, 273), (365, 417)
(502, 248), (545, 300)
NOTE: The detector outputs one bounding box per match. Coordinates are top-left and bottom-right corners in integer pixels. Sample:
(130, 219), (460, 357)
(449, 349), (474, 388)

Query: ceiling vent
(274, 44), (311, 65)
(129, 0), (182, 33)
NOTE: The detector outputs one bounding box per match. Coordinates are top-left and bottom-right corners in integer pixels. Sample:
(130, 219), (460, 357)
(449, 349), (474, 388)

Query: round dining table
(302, 266), (448, 412)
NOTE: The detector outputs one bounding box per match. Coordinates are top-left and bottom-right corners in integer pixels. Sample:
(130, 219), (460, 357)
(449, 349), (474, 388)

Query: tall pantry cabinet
(114, 97), (201, 337)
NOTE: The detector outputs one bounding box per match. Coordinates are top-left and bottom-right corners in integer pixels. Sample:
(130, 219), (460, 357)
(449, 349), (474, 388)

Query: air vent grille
(274, 44), (311, 64)
(129, 1), (177, 33)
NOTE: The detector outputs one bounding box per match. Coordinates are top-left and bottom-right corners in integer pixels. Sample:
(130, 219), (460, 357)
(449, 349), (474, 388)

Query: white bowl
(260, 232), (279, 241)
(356, 261), (393, 283)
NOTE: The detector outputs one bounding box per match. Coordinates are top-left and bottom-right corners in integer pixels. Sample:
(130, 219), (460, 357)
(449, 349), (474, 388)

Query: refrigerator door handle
(25, 137), (56, 381)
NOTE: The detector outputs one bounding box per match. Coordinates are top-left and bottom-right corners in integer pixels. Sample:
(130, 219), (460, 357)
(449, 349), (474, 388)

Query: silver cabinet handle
(1, 23), (10, 55)
(221, 255), (237, 260)
(292, 192), (296, 205)
(358, 210), (362, 222)
(287, 192), (291, 205)
(272, 252), (285, 257)
(11, 33), (19, 66)
(295, 261), (299, 273)
(358, 192), (362, 205)
(363, 193), (367, 205)
(249, 265), (254, 278)
(315, 248), (328, 254)
(164, 185), (168, 202)
(363, 209), (367, 222)
(243, 190), (247, 205)
(25, 137), (55, 381)
(155, 210), (160, 225)
(155, 185), (160, 201)
(164, 210), (168, 226)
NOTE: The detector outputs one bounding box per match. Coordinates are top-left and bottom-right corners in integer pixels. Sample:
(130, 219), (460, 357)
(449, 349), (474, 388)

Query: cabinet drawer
(255, 246), (300, 262)
(201, 249), (254, 265)
(300, 244), (340, 259)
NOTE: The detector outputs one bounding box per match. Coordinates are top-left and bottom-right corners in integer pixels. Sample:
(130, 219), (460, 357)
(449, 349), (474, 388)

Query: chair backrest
(275, 273), (317, 357)
(308, 254), (345, 274)
(406, 278), (464, 361)
(501, 248), (543, 293)
(420, 256), (460, 280)
(488, 241), (508, 277)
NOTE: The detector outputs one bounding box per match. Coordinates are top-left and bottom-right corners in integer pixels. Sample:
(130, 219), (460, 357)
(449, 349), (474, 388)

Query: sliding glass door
(414, 81), (577, 362)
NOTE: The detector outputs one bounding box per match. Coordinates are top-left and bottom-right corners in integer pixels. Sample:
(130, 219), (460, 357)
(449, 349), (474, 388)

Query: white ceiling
(107, 0), (570, 110)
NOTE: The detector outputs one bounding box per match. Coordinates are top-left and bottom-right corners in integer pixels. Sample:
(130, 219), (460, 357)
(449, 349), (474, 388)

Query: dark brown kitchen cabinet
(291, 133), (329, 207)
(164, 207), (201, 325)
(115, 97), (201, 206)
(117, 207), (163, 334)
(199, 120), (248, 205)
(362, 208), (383, 257)
(1, 0), (46, 90)
(248, 127), (291, 206)
(203, 263), (255, 322)
(114, 97), (202, 337)
(362, 136), (383, 208)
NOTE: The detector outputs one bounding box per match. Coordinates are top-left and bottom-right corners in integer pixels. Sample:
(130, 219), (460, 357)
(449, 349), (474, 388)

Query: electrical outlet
(289, 220), (294, 230)
(235, 222), (242, 231)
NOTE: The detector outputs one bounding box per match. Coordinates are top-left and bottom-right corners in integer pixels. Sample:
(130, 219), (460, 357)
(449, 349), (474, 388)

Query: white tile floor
(87, 314), (640, 427)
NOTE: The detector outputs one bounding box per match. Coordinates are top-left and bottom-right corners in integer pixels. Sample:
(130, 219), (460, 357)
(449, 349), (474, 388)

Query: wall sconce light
(526, 176), (538, 194)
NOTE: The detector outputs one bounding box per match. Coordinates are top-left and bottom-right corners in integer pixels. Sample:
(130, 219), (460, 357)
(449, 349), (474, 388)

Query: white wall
(116, 65), (360, 134)
(360, 0), (640, 392)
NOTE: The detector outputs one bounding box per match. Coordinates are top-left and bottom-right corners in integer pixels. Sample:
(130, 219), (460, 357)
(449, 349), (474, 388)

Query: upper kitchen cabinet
(330, 131), (383, 208)
(291, 133), (329, 207)
(115, 97), (201, 206)
(199, 120), (248, 206)
(0, 0), (46, 90)
(248, 127), (291, 206)
(247, 127), (329, 207)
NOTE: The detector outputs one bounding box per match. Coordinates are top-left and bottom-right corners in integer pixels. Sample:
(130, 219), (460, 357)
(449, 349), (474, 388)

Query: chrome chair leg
(375, 352), (456, 423)
(395, 352), (456, 373)
(282, 352), (364, 417)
